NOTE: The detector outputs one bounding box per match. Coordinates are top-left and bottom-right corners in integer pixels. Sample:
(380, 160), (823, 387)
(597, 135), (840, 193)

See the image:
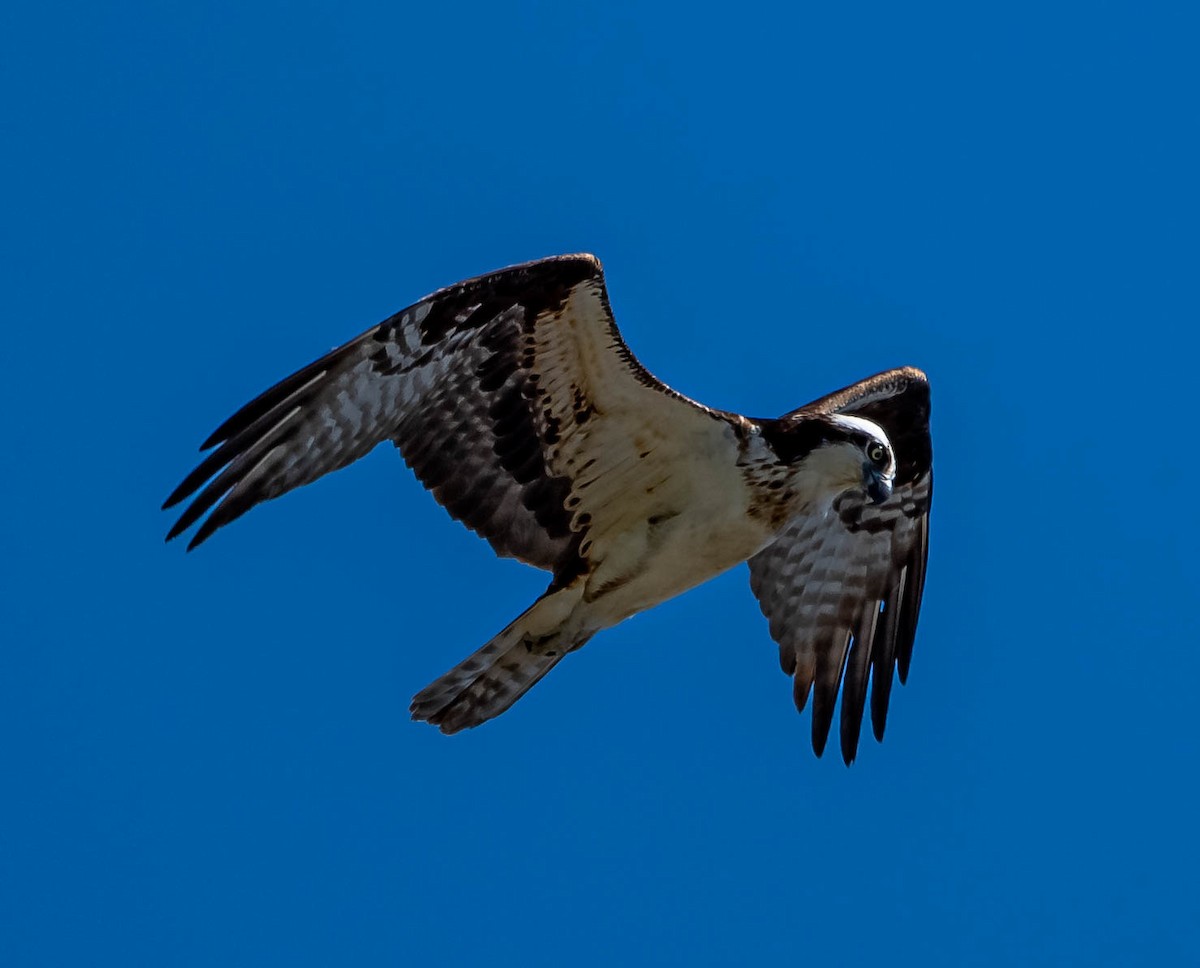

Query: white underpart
(581, 420), (772, 623)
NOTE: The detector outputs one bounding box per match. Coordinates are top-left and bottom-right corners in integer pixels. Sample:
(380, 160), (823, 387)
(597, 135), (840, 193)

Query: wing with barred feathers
(163, 254), (726, 581)
(747, 367), (932, 764)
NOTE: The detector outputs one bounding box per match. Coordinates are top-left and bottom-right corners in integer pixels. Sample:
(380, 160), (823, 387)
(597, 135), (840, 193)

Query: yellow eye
(868, 443), (887, 465)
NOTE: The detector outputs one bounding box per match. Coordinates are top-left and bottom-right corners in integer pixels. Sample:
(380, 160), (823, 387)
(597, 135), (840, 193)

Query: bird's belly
(581, 503), (775, 628)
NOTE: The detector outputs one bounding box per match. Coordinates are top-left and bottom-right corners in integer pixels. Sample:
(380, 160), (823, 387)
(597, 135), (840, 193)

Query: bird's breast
(579, 485), (776, 627)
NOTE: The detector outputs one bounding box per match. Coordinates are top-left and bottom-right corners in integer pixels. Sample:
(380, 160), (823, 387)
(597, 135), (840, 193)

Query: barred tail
(409, 587), (588, 734)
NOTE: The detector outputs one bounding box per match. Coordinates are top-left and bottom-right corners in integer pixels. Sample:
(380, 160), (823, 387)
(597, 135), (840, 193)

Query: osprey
(165, 254), (932, 763)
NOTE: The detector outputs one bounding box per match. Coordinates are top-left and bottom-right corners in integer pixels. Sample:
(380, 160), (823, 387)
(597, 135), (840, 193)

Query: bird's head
(762, 412), (896, 506)
(827, 414), (895, 504)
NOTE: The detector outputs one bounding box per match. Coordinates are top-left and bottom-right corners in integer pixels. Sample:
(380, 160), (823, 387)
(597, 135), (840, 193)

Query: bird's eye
(868, 443), (887, 465)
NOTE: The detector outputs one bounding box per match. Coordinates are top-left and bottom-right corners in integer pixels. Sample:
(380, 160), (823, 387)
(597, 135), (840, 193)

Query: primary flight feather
(164, 254), (932, 763)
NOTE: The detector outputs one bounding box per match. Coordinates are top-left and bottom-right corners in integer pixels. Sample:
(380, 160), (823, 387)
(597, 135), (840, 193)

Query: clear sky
(4, 2), (1199, 965)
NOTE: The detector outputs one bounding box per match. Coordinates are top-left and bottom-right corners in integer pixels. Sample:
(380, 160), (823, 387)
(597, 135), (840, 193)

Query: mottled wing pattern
(165, 257), (579, 561)
(164, 255), (726, 583)
(748, 368), (932, 764)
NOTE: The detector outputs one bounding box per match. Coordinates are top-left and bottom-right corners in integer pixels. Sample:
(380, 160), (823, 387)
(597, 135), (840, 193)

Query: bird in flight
(164, 254), (932, 763)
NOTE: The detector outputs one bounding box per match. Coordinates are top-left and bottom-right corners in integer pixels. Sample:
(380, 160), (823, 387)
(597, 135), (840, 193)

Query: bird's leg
(522, 631), (563, 657)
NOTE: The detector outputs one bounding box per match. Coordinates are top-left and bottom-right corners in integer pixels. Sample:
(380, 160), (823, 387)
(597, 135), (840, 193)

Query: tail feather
(411, 639), (564, 734)
(410, 587), (587, 734)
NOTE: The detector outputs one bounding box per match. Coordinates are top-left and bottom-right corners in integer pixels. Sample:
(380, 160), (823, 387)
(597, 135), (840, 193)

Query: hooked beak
(864, 464), (894, 505)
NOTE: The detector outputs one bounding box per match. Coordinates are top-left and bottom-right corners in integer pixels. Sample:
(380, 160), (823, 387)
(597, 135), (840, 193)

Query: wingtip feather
(162, 483), (189, 511)
(199, 428), (226, 451)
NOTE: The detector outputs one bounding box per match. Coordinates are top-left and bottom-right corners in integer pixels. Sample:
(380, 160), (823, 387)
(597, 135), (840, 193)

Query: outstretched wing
(164, 254), (725, 580)
(747, 367), (932, 764)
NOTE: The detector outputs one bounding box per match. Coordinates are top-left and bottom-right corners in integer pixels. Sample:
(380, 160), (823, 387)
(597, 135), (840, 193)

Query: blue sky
(4, 1), (1199, 964)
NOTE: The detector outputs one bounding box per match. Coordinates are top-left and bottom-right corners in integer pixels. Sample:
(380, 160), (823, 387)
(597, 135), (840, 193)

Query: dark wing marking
(164, 254), (725, 579)
(165, 256), (599, 560)
(748, 367), (932, 764)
